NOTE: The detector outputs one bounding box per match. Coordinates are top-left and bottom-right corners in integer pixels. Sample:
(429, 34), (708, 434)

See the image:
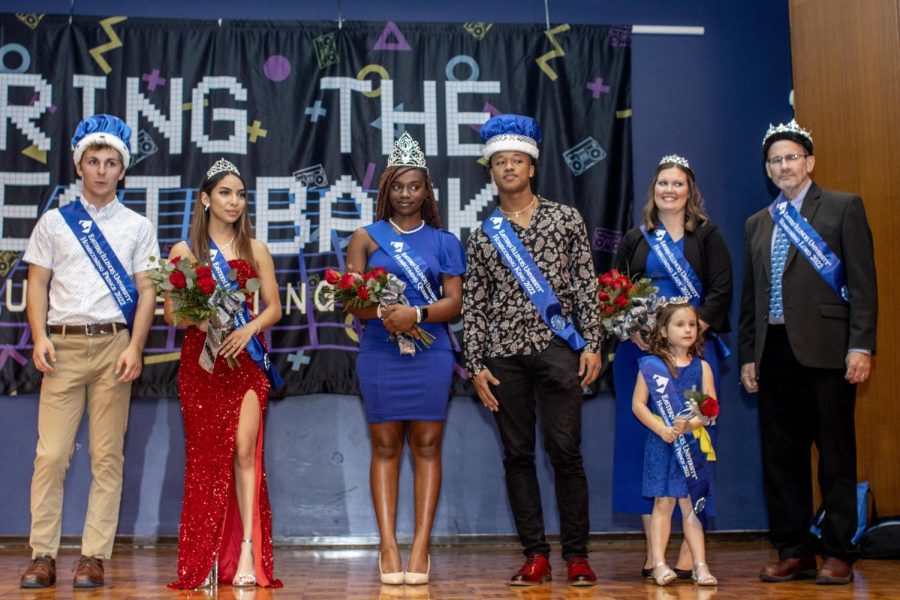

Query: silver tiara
(206, 158), (240, 179)
(763, 119), (813, 146)
(659, 154), (690, 170)
(660, 295), (691, 308)
(387, 133), (427, 169)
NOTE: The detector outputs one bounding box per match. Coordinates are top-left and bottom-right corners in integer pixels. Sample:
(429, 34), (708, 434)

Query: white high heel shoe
(379, 552), (405, 585)
(404, 555), (430, 585)
(232, 539), (257, 587)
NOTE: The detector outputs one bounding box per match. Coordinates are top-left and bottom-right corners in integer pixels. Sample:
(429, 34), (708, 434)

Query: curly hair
(640, 162), (709, 232)
(375, 166), (442, 228)
(647, 301), (705, 377)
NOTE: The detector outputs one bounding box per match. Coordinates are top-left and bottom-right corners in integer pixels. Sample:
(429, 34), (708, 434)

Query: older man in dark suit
(739, 120), (877, 585)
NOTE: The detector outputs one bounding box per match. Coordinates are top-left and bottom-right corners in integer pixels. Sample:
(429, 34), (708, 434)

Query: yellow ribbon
(651, 416), (716, 461)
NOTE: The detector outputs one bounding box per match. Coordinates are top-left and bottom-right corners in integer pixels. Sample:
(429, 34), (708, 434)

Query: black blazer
(738, 183), (877, 370)
(613, 222), (733, 333)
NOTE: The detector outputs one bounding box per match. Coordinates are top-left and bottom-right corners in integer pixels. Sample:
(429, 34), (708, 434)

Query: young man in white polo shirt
(20, 114), (158, 589)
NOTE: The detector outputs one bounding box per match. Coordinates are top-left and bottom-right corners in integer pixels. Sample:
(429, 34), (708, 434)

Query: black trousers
(758, 325), (859, 562)
(485, 338), (590, 559)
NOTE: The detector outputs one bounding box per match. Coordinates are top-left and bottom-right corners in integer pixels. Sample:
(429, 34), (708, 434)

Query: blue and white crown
(206, 158), (241, 179)
(71, 114), (132, 169)
(659, 154), (690, 170)
(480, 114), (542, 161)
(387, 132), (427, 169)
(763, 119), (813, 147)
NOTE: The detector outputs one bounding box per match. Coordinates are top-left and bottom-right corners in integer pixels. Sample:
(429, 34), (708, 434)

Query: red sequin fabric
(168, 260), (282, 589)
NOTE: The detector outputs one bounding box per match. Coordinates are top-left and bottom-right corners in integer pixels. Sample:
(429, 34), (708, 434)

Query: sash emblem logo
(651, 373), (669, 393)
(78, 220), (92, 234)
(391, 241), (404, 253)
(655, 228), (666, 241)
(490, 216), (503, 230)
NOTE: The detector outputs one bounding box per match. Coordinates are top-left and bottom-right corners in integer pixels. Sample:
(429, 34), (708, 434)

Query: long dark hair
(375, 166), (442, 228)
(647, 302), (705, 376)
(188, 170), (257, 269)
(640, 162), (709, 232)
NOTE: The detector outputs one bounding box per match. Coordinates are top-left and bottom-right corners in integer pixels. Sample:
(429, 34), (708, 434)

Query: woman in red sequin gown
(165, 161), (282, 589)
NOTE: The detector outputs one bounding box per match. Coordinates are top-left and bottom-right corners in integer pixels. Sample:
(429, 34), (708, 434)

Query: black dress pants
(485, 338), (590, 559)
(758, 325), (859, 562)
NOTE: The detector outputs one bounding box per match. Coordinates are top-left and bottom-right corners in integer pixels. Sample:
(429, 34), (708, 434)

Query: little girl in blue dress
(632, 301), (718, 586)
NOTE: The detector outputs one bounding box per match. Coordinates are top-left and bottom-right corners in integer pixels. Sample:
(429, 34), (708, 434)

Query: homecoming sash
(641, 225), (730, 358)
(769, 199), (850, 303)
(59, 200), (138, 329)
(365, 220), (439, 304)
(638, 355), (710, 519)
(482, 210), (586, 351)
(208, 239), (284, 389)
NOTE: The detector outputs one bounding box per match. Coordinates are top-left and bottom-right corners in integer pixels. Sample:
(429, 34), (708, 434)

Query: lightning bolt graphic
(535, 23), (571, 81)
(89, 16), (127, 75)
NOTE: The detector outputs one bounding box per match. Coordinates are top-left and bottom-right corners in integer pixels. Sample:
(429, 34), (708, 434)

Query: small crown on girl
(206, 158), (240, 179)
(659, 154), (690, 170)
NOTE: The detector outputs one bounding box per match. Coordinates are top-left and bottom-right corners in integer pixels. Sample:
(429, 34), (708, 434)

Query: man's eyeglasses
(766, 153), (807, 166)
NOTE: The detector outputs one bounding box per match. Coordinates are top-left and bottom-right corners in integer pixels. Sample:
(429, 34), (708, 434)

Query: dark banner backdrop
(0, 14), (632, 397)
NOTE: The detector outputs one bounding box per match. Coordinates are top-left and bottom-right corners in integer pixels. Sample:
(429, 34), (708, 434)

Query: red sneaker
(510, 554), (552, 586)
(567, 556), (597, 586)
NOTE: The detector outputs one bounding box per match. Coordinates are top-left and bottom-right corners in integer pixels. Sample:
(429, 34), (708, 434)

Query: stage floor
(1, 540), (897, 599)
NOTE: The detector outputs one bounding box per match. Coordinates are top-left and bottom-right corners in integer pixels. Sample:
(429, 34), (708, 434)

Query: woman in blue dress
(346, 133), (465, 586)
(611, 155), (732, 578)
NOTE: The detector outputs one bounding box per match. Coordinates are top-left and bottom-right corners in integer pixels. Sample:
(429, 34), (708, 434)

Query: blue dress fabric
(642, 356), (702, 499)
(612, 238), (719, 515)
(356, 223), (465, 423)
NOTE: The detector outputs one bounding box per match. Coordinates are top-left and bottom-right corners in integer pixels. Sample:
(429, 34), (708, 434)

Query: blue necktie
(769, 218), (790, 320)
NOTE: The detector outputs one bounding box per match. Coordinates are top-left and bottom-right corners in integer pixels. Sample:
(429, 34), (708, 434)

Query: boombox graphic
(563, 137), (607, 176)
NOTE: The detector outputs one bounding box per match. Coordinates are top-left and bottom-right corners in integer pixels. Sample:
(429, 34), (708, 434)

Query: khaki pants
(29, 330), (132, 559)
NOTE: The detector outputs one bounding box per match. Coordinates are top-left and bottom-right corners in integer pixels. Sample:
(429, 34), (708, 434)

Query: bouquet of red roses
(149, 255), (259, 369)
(597, 268), (660, 341)
(323, 266), (435, 354)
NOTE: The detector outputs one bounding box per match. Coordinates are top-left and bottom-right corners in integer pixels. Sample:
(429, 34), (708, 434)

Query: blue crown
(71, 114), (132, 168)
(480, 114), (543, 160)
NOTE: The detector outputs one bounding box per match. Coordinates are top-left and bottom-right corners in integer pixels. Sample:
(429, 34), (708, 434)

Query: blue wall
(1, 0), (793, 538)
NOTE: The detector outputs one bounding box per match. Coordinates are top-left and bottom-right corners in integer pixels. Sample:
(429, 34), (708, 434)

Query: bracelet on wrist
(377, 305), (383, 319)
(415, 306), (423, 323)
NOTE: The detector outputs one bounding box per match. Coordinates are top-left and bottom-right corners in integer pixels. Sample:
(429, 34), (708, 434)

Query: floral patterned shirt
(463, 198), (602, 375)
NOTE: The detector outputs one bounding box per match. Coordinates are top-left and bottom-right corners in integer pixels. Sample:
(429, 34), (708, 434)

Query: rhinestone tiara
(206, 158), (241, 179)
(763, 119), (813, 147)
(387, 133), (427, 169)
(659, 154), (690, 170)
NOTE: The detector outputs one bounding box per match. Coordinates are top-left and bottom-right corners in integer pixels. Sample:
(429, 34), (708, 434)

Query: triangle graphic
(374, 21), (412, 51)
(22, 144), (47, 164)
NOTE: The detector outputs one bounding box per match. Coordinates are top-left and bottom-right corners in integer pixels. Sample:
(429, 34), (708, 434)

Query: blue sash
(482, 209), (586, 351)
(59, 200), (138, 329)
(208, 239), (284, 389)
(769, 199), (849, 303)
(365, 220), (439, 304)
(638, 355), (710, 519)
(641, 225), (730, 359)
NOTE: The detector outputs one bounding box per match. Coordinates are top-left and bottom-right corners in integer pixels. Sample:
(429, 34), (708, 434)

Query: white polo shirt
(23, 197), (159, 326)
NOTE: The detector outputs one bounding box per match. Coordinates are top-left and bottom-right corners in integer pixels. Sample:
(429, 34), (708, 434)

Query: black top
(613, 222), (734, 333)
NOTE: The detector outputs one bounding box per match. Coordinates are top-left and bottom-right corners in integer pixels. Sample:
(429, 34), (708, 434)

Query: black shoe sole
(73, 580), (104, 588)
(20, 581), (54, 589)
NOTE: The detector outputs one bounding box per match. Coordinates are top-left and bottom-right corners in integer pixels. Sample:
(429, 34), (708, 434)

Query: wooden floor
(1, 540), (897, 599)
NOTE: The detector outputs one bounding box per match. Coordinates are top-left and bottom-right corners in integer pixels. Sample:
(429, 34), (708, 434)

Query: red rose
(701, 397), (720, 418)
(623, 280), (633, 292)
(169, 270), (187, 289)
(357, 285), (370, 300)
(609, 269), (622, 279)
(598, 273), (614, 286)
(614, 294), (629, 308)
(325, 268), (341, 284)
(197, 276), (216, 295)
(338, 273), (356, 290)
(612, 279), (623, 290)
(598, 291), (610, 302)
(372, 267), (387, 278)
(169, 255), (181, 265)
(604, 305), (615, 314)
(195, 265), (212, 279)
